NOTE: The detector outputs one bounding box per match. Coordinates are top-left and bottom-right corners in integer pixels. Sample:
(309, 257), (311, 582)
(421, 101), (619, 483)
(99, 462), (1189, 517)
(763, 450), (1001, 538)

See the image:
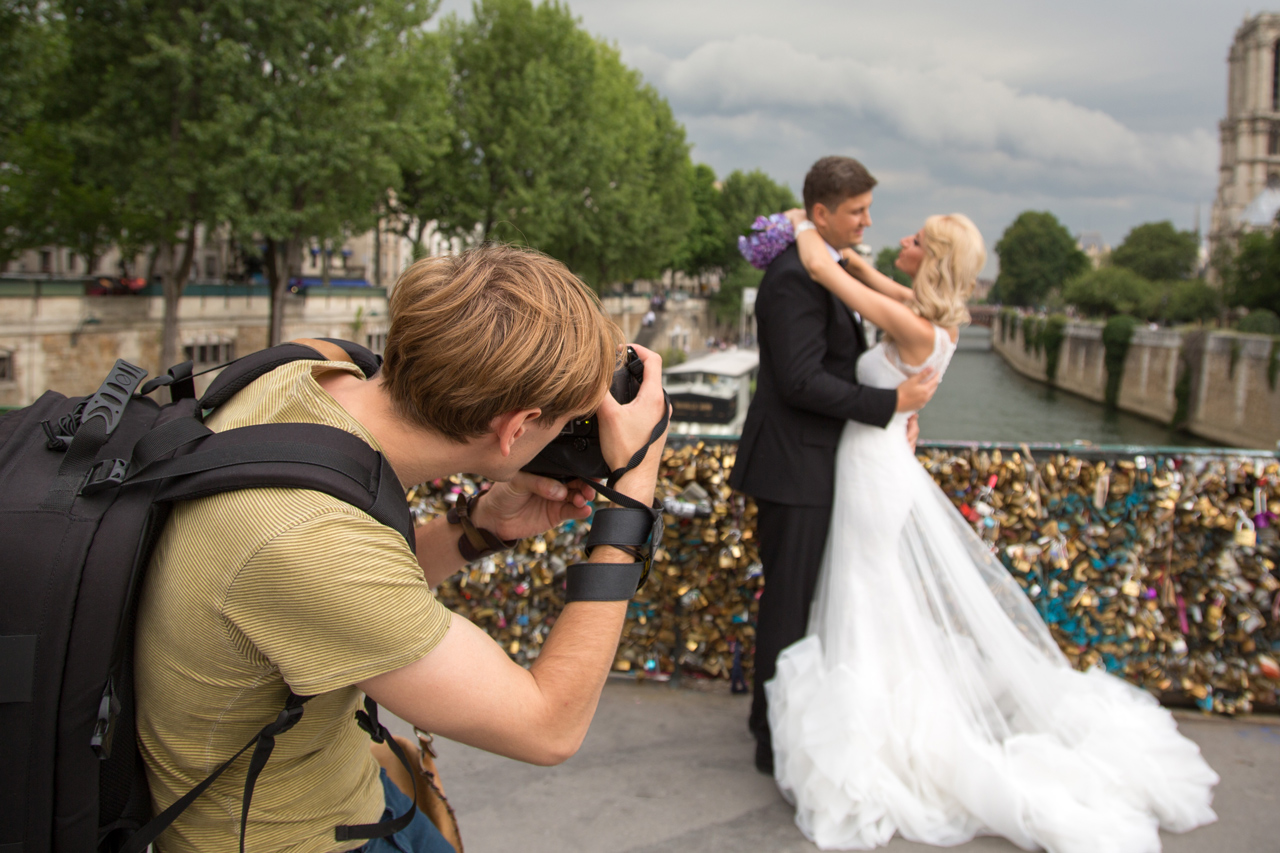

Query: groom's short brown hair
(803, 156), (877, 216)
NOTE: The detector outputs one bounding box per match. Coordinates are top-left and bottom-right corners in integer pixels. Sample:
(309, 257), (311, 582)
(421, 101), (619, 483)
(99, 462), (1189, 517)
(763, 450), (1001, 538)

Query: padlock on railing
(1234, 511), (1257, 549)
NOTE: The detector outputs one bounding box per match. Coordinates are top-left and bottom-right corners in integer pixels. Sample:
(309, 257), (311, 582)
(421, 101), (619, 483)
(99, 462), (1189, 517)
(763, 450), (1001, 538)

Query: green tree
(420, 0), (692, 288)
(992, 211), (1088, 307)
(710, 262), (763, 327)
(56, 0), (281, 366)
(874, 246), (912, 286)
(1063, 267), (1157, 319)
(1220, 230), (1280, 313)
(1162, 279), (1220, 324)
(705, 169), (796, 328)
(671, 163), (729, 284)
(377, 27), (454, 263)
(225, 0), (440, 344)
(1110, 221), (1200, 282)
(717, 169), (798, 244)
(1238, 308), (1280, 335)
(0, 2), (59, 264)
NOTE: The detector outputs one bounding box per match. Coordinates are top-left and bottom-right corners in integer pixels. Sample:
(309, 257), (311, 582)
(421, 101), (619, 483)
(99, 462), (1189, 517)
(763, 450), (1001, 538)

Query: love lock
(1234, 512), (1257, 549)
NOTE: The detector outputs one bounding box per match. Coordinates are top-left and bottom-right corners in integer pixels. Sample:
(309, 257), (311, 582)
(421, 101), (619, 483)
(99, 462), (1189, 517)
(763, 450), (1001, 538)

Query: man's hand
(595, 344), (670, 505)
(895, 367), (939, 413)
(470, 474), (596, 543)
(906, 414), (920, 453)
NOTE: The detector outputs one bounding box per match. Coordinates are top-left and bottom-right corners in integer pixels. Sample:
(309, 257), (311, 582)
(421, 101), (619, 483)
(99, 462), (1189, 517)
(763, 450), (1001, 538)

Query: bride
(766, 210), (1219, 853)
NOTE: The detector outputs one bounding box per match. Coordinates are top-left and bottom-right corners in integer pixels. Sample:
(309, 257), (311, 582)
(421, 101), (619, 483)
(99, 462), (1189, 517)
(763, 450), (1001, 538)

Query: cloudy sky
(437, 0), (1257, 275)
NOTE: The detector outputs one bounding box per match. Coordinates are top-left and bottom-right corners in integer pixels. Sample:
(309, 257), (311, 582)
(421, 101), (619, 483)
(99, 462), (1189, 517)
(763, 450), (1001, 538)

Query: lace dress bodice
(857, 323), (958, 413)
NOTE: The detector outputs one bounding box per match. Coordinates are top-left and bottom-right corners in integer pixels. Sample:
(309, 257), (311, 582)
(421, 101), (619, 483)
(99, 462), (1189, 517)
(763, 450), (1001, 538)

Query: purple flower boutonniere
(737, 213), (795, 270)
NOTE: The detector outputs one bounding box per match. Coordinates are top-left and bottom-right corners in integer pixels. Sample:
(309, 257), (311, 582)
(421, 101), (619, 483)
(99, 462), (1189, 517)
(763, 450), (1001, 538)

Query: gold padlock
(1234, 514), (1257, 549)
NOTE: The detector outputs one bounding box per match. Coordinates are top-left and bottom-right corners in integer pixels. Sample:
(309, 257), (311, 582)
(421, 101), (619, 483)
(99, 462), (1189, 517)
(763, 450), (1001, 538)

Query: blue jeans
(355, 769), (455, 853)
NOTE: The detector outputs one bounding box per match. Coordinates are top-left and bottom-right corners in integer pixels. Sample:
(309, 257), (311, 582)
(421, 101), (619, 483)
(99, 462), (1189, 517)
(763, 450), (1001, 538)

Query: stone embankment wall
(0, 286), (388, 407)
(993, 318), (1279, 449)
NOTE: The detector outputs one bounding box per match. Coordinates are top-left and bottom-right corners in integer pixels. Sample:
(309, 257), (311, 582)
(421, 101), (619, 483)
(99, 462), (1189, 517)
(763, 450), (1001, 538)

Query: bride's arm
(837, 248), (915, 305)
(786, 213), (934, 355)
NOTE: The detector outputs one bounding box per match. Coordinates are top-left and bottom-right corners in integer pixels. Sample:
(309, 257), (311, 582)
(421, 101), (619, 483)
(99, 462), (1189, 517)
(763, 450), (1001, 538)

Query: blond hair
(381, 245), (624, 441)
(911, 214), (986, 328)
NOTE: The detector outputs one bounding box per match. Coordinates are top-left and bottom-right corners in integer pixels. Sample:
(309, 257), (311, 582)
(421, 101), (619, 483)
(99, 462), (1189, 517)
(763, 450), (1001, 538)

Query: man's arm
(759, 266), (901, 426)
(359, 346), (669, 766)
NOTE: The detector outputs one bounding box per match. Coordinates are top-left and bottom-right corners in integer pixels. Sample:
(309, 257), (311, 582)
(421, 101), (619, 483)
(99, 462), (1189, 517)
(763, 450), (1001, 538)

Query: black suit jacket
(728, 243), (897, 507)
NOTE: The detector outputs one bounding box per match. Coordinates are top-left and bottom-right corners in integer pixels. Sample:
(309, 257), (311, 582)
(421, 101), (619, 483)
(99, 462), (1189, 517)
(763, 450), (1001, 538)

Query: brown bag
(371, 731), (464, 853)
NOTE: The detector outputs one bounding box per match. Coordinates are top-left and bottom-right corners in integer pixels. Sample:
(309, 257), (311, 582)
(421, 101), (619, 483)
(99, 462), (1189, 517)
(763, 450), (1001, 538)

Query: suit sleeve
(757, 265), (898, 428)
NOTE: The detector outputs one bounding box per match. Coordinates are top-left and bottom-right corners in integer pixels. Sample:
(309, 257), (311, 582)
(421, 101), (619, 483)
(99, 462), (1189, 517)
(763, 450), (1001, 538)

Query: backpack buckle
(81, 458), (129, 495)
(91, 678), (121, 759)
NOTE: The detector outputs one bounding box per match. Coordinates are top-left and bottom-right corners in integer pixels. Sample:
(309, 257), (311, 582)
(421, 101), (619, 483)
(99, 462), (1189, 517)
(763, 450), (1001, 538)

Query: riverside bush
(1238, 308), (1280, 336)
(1041, 315), (1068, 383)
(1102, 314), (1138, 408)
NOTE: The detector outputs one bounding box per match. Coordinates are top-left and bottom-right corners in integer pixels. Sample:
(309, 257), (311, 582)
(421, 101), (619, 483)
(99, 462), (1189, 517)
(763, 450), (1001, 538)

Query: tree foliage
(671, 163), (728, 281)
(717, 169), (798, 242)
(1163, 279), (1220, 325)
(1063, 267), (1156, 318)
(704, 169), (796, 324)
(1217, 231), (1280, 314)
(1238, 308), (1280, 335)
(415, 0), (692, 288)
(992, 211), (1088, 307)
(1109, 221), (1199, 282)
(1064, 266), (1219, 324)
(220, 0), (441, 343)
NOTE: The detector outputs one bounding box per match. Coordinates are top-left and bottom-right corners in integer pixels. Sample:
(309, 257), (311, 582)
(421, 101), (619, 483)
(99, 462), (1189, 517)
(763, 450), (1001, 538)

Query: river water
(917, 327), (1216, 447)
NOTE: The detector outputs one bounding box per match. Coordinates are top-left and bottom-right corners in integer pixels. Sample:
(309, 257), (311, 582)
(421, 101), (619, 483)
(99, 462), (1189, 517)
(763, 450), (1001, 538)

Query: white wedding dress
(766, 324), (1218, 853)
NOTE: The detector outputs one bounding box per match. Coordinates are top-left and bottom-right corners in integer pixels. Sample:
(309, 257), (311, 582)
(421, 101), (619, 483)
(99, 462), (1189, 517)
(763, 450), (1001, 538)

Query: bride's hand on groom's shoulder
(783, 208), (807, 228)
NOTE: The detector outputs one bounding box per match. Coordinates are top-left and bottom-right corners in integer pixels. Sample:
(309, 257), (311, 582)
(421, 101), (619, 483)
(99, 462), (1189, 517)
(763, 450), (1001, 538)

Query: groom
(728, 156), (939, 773)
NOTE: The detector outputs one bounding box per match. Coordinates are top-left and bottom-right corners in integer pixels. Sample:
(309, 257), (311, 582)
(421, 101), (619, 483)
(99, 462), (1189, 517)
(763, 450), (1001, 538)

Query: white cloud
(635, 35), (1216, 188)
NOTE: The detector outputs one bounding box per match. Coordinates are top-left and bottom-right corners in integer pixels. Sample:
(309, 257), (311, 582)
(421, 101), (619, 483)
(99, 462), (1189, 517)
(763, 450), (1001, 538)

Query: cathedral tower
(1209, 12), (1280, 265)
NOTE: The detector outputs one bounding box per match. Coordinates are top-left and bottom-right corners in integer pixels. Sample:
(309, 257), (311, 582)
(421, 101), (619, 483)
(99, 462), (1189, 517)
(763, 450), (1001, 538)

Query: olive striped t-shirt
(135, 360), (451, 853)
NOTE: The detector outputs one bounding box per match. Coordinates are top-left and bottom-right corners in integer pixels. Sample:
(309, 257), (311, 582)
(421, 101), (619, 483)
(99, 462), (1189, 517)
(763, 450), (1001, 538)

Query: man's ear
(490, 408), (543, 457)
(810, 201), (830, 229)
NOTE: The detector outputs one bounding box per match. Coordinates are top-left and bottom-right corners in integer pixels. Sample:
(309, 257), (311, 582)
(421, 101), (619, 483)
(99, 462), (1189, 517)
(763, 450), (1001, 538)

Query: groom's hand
(895, 367), (939, 412)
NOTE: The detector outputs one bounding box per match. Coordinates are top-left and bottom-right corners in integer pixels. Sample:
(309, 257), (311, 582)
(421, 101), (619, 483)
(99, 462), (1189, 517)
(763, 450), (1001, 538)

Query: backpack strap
(118, 693), (316, 853)
(200, 338), (380, 411)
(333, 697), (420, 843)
(122, 422), (415, 553)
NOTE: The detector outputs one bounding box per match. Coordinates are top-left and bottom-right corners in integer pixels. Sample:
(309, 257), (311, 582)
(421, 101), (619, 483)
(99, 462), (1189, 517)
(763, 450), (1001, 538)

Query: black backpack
(0, 339), (422, 853)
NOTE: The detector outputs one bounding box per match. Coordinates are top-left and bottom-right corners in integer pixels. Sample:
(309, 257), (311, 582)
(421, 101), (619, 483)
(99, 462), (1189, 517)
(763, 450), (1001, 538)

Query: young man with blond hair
(135, 245), (668, 852)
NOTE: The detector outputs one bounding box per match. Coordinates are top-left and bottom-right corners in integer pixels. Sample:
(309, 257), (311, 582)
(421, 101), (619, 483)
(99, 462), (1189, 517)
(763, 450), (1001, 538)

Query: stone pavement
(385, 678), (1280, 853)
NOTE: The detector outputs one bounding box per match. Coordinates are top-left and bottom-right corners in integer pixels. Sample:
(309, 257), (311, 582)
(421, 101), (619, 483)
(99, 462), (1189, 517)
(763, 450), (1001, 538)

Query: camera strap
(564, 392), (670, 600)
(604, 391), (671, 492)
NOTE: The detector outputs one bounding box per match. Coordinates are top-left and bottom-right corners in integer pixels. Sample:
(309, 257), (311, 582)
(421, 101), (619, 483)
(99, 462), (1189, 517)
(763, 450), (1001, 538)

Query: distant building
(1076, 232), (1110, 269)
(1208, 12), (1280, 272)
(972, 278), (995, 303)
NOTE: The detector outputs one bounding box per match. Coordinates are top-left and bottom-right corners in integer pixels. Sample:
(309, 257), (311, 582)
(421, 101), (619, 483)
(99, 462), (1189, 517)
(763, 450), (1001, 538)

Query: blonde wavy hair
(911, 214), (986, 328)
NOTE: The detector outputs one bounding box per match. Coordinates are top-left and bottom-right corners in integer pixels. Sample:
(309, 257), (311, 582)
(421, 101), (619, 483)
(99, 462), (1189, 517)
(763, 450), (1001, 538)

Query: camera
(522, 346), (644, 481)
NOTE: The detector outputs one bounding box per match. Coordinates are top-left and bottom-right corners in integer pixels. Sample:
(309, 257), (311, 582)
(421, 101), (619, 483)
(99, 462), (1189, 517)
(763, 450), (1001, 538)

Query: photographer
(134, 245), (668, 852)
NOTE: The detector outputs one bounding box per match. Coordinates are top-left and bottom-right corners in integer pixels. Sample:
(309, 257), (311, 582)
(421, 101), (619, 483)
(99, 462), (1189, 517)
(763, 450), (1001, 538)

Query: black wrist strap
(447, 490), (518, 561)
(585, 507), (656, 549)
(561, 391), (672, 603)
(566, 562), (646, 601)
